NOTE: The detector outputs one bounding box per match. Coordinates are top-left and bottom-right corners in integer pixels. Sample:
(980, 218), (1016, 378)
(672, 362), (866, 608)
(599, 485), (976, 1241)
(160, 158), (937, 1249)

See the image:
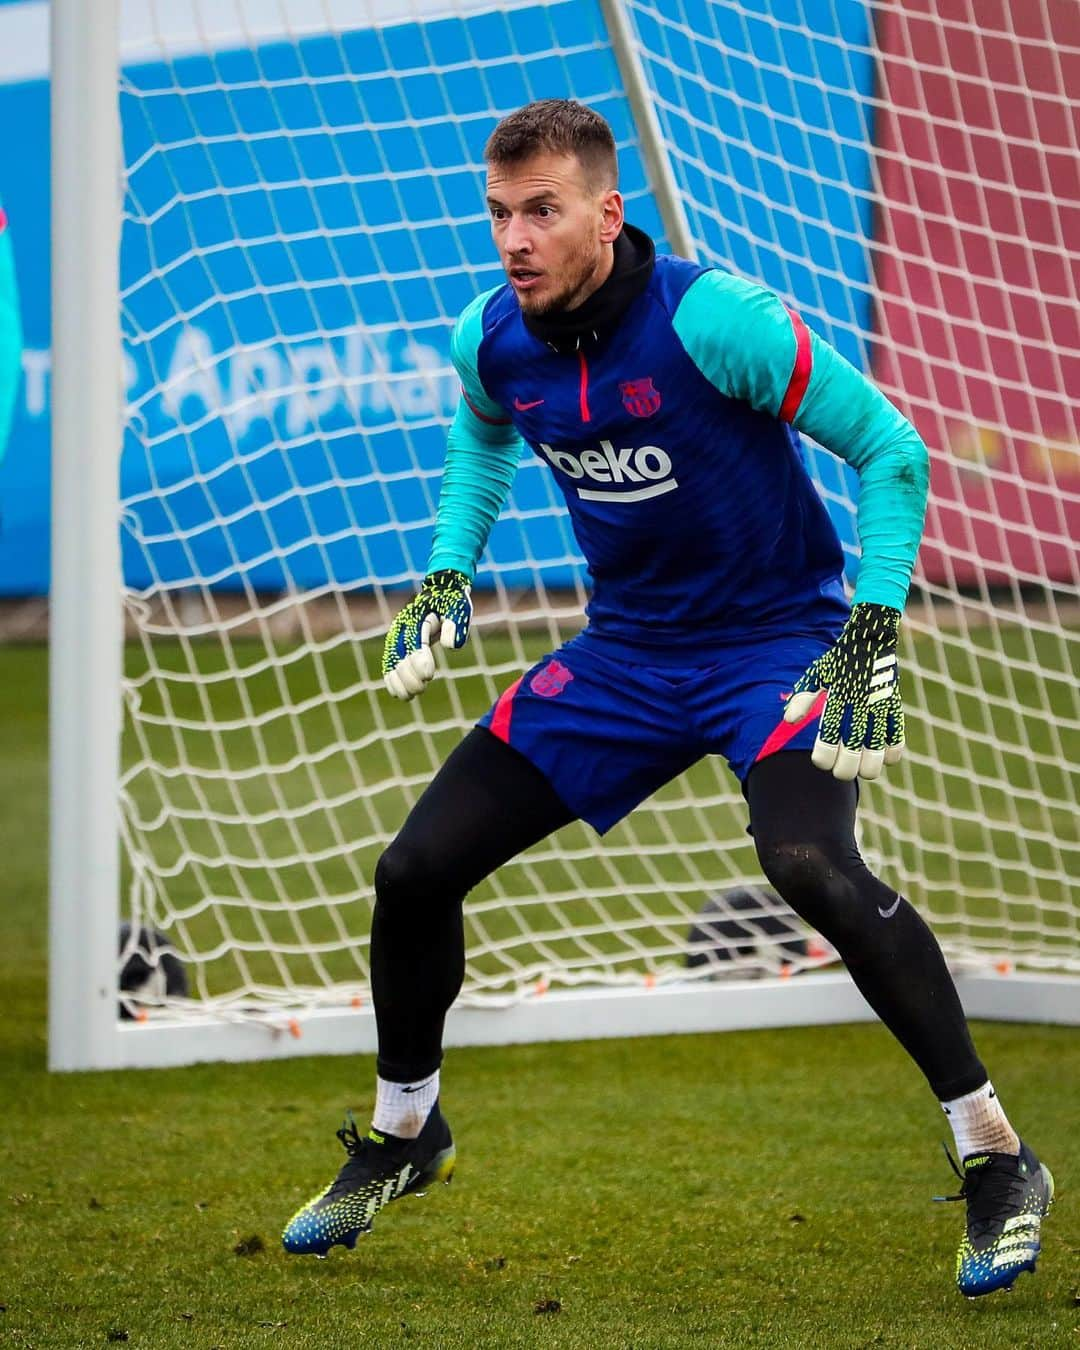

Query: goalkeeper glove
(382, 569), (473, 701)
(783, 601), (905, 782)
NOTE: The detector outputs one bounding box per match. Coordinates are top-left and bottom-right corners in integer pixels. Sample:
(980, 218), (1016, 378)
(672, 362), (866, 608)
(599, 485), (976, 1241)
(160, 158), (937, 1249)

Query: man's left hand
(783, 602), (905, 781)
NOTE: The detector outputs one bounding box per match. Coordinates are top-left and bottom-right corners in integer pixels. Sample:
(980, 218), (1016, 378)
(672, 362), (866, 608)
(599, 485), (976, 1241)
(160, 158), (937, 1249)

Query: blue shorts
(478, 627), (837, 833)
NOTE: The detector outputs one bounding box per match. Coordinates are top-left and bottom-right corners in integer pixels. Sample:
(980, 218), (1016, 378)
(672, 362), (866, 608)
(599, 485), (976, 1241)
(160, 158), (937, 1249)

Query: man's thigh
(478, 636), (698, 834)
(687, 633), (835, 785)
(391, 727), (576, 896)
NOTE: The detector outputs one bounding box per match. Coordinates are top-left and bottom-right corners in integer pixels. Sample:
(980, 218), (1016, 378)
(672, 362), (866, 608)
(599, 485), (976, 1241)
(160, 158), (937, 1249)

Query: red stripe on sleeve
(489, 677), (522, 743)
(778, 308), (812, 422)
(0, 208), (8, 234)
(461, 386), (512, 426)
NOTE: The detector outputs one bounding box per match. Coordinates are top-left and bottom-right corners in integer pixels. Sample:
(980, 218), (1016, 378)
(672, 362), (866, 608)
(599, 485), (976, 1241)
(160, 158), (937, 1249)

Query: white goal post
(50, 0), (1079, 1071)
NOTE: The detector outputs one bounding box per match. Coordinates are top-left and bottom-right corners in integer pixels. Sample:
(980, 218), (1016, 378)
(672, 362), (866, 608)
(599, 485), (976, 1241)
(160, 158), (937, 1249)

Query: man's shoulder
(455, 282), (518, 338)
(651, 257), (780, 319)
(451, 282), (520, 373)
(648, 253), (712, 317)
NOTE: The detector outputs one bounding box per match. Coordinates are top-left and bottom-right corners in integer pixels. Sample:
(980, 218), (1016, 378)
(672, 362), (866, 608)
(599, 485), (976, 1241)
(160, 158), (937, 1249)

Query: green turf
(1, 641), (1077, 1348)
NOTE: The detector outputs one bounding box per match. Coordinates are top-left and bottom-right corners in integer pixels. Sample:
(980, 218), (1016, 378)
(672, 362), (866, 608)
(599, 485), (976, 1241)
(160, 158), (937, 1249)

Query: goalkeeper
(283, 100), (1052, 1296)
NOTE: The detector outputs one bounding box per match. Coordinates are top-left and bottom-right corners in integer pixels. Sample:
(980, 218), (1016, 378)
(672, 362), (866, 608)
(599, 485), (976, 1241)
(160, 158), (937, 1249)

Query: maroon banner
(872, 0), (1079, 587)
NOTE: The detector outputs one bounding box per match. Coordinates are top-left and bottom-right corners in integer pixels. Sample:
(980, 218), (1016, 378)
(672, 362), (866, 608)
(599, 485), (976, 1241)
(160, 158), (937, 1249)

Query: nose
(503, 214), (532, 257)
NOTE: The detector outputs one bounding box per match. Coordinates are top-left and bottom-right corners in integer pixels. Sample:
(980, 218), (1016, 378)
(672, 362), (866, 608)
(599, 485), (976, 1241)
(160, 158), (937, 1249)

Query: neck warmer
(521, 222), (656, 352)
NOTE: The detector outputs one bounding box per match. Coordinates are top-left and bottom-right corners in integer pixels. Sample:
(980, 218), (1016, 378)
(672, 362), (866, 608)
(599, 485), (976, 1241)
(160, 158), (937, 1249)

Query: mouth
(508, 266), (543, 291)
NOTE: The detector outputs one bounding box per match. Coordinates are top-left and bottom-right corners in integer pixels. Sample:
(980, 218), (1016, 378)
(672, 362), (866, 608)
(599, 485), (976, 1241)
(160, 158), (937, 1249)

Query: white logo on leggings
(877, 892), (902, 919)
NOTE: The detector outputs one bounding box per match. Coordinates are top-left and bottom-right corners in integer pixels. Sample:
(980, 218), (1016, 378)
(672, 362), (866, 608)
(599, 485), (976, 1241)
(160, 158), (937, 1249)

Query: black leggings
(371, 728), (986, 1100)
(745, 751), (985, 1100)
(371, 729), (574, 1082)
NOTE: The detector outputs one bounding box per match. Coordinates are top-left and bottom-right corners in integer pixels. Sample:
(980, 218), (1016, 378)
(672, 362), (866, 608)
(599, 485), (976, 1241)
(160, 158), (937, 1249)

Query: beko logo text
(538, 441), (678, 502)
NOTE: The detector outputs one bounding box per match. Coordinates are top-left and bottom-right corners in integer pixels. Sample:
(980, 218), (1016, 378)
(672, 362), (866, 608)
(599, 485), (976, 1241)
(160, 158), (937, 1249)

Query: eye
(489, 206), (508, 221)
(535, 205), (555, 219)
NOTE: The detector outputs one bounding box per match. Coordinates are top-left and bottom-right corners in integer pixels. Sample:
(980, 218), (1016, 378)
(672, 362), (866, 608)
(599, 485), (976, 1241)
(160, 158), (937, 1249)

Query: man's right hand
(382, 570), (473, 701)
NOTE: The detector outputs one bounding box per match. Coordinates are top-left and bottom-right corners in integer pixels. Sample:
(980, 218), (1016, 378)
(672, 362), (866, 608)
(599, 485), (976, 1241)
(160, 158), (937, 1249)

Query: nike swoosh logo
(514, 396), (544, 411)
(877, 893), (902, 919)
(400, 1078), (435, 1094)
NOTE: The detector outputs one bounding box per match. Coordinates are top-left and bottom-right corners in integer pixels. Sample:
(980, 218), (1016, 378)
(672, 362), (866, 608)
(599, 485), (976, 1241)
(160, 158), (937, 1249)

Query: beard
(512, 238), (606, 315)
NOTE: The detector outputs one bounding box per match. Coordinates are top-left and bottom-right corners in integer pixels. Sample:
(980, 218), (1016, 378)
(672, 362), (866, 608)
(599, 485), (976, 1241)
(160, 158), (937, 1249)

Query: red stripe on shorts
(778, 308), (812, 422)
(489, 677), (523, 743)
(754, 689), (827, 763)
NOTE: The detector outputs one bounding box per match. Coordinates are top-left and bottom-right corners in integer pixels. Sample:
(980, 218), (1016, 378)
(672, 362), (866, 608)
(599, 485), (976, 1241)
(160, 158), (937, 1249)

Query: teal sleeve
(672, 270), (929, 611)
(426, 289), (524, 579)
(0, 203), (22, 463)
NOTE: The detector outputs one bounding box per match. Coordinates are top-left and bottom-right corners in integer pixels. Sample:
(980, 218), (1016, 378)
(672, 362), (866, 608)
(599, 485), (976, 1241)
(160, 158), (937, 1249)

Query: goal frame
(48, 0), (1079, 1072)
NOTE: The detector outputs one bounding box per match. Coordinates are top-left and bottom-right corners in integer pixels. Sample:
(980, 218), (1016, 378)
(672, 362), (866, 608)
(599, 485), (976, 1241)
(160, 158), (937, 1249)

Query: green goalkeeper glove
(783, 601), (905, 782)
(382, 569), (473, 701)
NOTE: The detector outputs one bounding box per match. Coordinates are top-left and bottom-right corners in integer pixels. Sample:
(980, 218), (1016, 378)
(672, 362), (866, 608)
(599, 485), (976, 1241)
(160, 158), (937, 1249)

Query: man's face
(485, 151), (623, 315)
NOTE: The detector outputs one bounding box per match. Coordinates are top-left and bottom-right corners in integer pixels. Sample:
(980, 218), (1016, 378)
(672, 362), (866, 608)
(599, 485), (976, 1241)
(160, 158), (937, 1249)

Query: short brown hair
(485, 99), (618, 190)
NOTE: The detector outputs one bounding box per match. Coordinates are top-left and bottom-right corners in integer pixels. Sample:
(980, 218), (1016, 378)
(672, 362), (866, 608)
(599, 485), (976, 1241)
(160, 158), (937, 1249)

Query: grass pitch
(1, 642), (1077, 1349)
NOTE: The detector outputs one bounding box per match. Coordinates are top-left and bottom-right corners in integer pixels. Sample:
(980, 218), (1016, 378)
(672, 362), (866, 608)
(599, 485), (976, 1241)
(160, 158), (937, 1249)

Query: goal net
(51, 0), (1078, 1069)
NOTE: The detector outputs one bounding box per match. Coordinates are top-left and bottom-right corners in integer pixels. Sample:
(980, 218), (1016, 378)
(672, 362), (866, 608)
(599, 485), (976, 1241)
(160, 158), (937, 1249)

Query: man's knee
(756, 838), (841, 900)
(374, 836), (445, 913)
(753, 835), (864, 937)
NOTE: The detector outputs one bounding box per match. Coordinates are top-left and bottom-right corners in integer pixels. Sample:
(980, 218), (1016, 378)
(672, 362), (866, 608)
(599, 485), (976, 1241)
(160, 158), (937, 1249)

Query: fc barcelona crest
(530, 659), (574, 698)
(619, 377), (661, 418)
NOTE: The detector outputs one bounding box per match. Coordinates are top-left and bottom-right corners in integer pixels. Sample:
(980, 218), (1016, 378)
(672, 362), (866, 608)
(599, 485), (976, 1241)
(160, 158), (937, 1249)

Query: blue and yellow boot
(936, 1140), (1054, 1296)
(283, 1102), (455, 1256)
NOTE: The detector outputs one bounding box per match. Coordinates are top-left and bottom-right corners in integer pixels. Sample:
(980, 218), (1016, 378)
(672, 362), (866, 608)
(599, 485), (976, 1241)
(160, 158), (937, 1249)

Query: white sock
(371, 1070), (440, 1140)
(941, 1080), (1020, 1159)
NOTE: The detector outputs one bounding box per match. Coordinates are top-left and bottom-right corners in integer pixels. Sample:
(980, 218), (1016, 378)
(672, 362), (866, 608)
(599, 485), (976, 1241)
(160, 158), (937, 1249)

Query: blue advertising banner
(0, 0), (875, 597)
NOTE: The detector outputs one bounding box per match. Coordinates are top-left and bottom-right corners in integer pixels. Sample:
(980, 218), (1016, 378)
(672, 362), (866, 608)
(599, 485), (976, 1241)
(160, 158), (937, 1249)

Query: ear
(599, 189), (624, 243)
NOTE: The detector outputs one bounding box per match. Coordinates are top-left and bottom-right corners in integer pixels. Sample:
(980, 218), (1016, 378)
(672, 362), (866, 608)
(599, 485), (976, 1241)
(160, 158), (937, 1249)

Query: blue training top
(429, 251), (928, 650)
